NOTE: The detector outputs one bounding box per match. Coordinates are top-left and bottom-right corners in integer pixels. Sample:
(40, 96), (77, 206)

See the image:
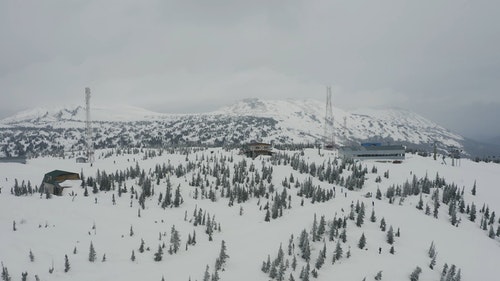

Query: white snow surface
(1, 148), (499, 281)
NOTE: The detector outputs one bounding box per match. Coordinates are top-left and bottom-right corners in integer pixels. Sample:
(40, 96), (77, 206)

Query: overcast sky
(1, 0), (499, 141)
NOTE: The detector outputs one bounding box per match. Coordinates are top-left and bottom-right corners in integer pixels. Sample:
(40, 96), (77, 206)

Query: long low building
(339, 143), (405, 160)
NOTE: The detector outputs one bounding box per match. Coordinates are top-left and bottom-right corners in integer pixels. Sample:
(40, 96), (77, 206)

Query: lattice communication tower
(323, 86), (335, 149)
(85, 87), (95, 164)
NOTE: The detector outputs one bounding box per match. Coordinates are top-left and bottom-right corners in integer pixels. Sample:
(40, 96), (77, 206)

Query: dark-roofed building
(339, 144), (405, 161)
(41, 170), (81, 196)
(244, 142), (273, 158)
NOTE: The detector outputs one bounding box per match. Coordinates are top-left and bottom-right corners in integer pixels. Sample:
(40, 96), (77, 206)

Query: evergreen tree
(370, 209), (377, 222)
(425, 204), (431, 216)
(1, 263), (11, 281)
(387, 226), (394, 245)
(154, 244), (163, 261)
(203, 265), (210, 281)
(64, 254), (70, 272)
(471, 180), (476, 195)
(469, 203), (477, 222)
(455, 269), (462, 281)
(215, 240), (229, 271)
(317, 215), (326, 238)
(358, 233), (366, 249)
(428, 241), (436, 258)
(356, 203), (365, 227)
(303, 263), (310, 281)
(334, 240), (343, 260)
(440, 264), (448, 281)
(315, 247), (325, 270)
(211, 270), (220, 281)
(29, 249), (35, 262)
(410, 266), (422, 281)
(170, 225), (181, 254)
(291, 255), (297, 271)
(380, 217), (386, 231)
(389, 245), (395, 254)
(277, 261), (286, 281)
(139, 238), (145, 253)
(429, 254), (436, 270)
(340, 228), (347, 243)
(433, 193), (440, 218)
(301, 237), (311, 261)
(311, 214), (318, 242)
(488, 225), (495, 238)
(130, 225), (134, 236)
(89, 241), (96, 262)
(417, 194), (424, 210)
(131, 250), (136, 262)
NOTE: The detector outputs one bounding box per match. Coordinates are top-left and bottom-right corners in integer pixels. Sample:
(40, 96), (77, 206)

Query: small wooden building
(244, 142), (273, 158)
(41, 170), (80, 196)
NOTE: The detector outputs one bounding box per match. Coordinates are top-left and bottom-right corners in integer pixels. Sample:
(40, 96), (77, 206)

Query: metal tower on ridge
(324, 86), (335, 149)
(85, 87), (95, 164)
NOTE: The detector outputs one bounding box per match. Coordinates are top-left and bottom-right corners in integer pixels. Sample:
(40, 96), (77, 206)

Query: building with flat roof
(243, 142), (273, 158)
(339, 144), (405, 161)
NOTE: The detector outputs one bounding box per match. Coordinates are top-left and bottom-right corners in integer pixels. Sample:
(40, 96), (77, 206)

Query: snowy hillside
(1, 148), (500, 281)
(0, 98), (466, 158)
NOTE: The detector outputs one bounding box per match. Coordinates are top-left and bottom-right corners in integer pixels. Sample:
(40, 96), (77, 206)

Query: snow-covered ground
(1, 148), (499, 281)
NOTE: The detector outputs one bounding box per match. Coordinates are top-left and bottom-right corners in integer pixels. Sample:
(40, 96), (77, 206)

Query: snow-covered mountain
(0, 98), (468, 157)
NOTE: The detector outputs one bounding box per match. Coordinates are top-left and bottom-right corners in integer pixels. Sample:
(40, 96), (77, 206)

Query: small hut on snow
(41, 170), (81, 196)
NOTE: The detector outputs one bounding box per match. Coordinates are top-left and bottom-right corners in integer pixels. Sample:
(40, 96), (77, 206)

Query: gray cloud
(1, 0), (499, 140)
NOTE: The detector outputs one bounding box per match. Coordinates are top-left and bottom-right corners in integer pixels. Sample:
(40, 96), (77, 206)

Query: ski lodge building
(41, 170), (81, 196)
(339, 143), (405, 161)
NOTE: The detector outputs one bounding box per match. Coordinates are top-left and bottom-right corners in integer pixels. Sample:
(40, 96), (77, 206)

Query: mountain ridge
(0, 98), (486, 158)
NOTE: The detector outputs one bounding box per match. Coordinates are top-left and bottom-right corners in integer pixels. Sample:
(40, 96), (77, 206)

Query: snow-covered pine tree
(380, 218), (386, 231)
(154, 244), (163, 261)
(318, 215), (326, 238)
(215, 240), (229, 271)
(203, 265), (210, 281)
(89, 241), (96, 262)
(170, 225), (181, 254)
(1, 262), (11, 281)
(139, 238), (145, 253)
(370, 209), (377, 222)
(29, 250), (35, 262)
(469, 203), (477, 222)
(358, 233), (366, 249)
(387, 226), (394, 245)
(417, 194), (423, 210)
(64, 254), (70, 272)
(428, 241), (436, 257)
(334, 240), (343, 260)
(409, 266), (422, 281)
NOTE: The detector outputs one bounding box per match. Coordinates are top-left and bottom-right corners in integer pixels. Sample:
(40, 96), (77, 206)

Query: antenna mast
(85, 87), (94, 164)
(323, 86), (335, 149)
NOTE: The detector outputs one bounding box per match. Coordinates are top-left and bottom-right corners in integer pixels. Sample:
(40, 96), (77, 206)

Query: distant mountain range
(0, 98), (498, 158)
